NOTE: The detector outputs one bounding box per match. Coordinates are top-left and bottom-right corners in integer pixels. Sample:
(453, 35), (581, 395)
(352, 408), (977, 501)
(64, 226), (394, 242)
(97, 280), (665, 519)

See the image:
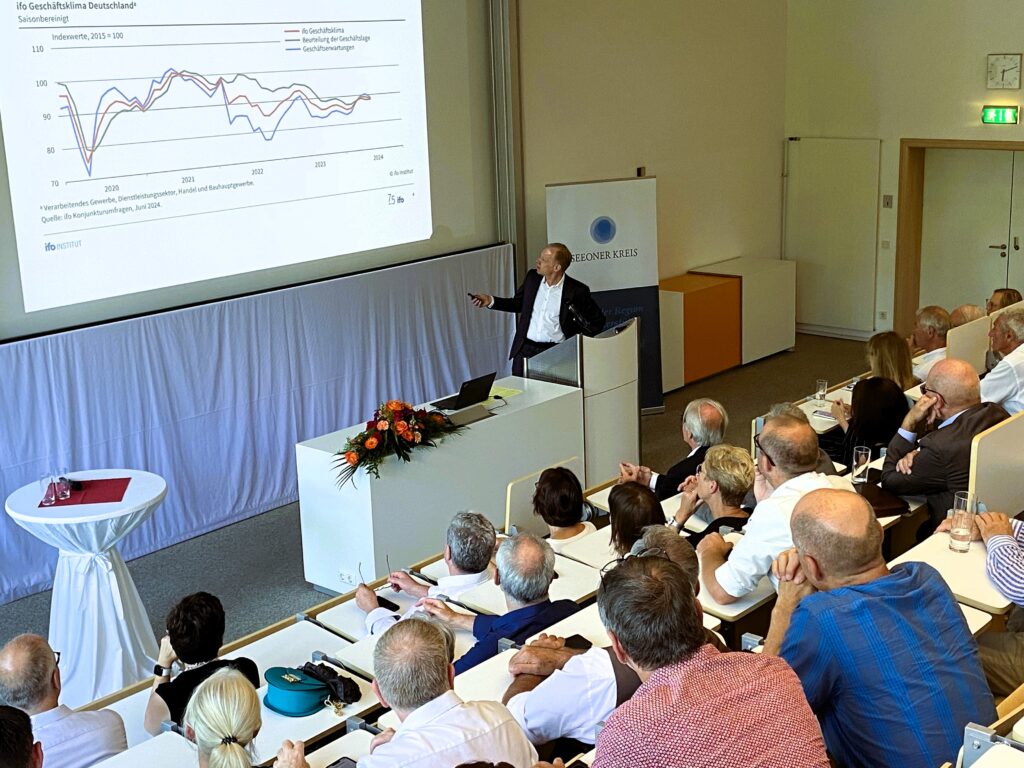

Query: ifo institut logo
(589, 216), (616, 245)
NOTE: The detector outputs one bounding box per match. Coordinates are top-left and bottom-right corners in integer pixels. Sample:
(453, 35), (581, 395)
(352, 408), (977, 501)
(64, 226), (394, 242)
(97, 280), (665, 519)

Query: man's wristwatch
(153, 663), (171, 677)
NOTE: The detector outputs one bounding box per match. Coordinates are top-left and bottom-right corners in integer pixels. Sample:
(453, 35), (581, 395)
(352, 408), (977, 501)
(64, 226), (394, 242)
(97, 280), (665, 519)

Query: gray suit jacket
(881, 402), (1009, 525)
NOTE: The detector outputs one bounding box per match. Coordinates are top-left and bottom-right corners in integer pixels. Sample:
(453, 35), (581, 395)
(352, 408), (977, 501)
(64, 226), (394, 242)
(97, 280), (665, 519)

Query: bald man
(696, 414), (853, 604)
(881, 358), (1008, 535)
(763, 489), (995, 768)
(0, 635), (126, 768)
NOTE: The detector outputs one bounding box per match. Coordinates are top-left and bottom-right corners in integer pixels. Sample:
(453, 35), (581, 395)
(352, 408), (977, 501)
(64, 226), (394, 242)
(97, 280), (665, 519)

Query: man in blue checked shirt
(763, 488), (995, 768)
(938, 511), (1024, 696)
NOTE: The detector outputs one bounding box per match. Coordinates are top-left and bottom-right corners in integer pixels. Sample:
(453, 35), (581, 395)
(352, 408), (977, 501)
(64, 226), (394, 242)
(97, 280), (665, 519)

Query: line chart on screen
(0, 1), (430, 312)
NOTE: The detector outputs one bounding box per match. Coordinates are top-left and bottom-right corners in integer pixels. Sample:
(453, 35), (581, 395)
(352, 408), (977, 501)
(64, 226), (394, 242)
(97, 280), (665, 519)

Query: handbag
(855, 475), (910, 518)
(263, 667), (330, 717)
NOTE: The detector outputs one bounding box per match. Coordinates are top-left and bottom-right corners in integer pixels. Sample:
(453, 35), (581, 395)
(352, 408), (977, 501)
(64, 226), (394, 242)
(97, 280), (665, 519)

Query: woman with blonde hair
(672, 445), (754, 546)
(866, 331), (917, 391)
(183, 668), (309, 768)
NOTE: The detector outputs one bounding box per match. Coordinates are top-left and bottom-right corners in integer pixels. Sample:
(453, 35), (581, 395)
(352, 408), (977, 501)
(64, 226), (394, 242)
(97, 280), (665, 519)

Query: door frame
(895, 137), (1024, 334)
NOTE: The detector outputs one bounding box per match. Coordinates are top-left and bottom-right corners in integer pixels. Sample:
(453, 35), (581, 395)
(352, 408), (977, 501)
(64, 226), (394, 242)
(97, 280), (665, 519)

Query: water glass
(948, 491), (976, 553)
(815, 379), (828, 406)
(56, 467), (71, 500)
(38, 474), (56, 506)
(851, 446), (871, 484)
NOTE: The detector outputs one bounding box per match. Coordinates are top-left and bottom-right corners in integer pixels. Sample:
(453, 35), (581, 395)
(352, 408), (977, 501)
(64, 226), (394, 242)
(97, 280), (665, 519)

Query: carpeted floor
(0, 332), (869, 648)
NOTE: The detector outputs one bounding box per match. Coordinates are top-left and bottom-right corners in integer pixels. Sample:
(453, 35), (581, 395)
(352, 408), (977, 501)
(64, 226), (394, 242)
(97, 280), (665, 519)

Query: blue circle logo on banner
(590, 216), (616, 244)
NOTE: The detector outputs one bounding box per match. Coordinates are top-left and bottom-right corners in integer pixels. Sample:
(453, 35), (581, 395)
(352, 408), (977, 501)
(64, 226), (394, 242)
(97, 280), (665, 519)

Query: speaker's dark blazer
(881, 401), (1009, 525)
(490, 269), (606, 360)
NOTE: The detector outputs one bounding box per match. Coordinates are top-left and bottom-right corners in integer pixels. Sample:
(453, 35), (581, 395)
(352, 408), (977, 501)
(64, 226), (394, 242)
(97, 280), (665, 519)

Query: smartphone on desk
(327, 758), (358, 768)
(564, 633), (593, 651)
(377, 594), (401, 612)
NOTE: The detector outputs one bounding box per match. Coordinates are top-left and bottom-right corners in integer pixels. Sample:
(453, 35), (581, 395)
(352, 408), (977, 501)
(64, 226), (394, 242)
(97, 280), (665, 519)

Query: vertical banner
(546, 177), (663, 411)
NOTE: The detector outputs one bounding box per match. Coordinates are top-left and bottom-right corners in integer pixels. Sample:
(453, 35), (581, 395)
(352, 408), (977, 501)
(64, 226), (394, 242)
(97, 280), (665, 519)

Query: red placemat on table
(38, 478), (131, 508)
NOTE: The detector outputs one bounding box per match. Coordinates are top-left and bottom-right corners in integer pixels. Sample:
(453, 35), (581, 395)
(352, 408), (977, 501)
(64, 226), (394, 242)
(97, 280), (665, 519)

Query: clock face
(988, 53), (1022, 89)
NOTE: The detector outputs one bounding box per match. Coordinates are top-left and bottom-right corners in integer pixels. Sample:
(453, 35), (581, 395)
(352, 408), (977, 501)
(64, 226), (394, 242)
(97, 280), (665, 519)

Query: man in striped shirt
(765, 489), (995, 768)
(939, 511), (1024, 695)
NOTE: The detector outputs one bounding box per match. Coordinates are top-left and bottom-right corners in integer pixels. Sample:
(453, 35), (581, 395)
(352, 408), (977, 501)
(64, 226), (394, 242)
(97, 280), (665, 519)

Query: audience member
(145, 592), (259, 735)
(910, 305), (950, 380)
(981, 307), (1024, 414)
(0, 634), (125, 768)
(867, 330), (918, 391)
(502, 526), (724, 753)
(881, 359), (1008, 533)
(763, 489), (995, 768)
(950, 303), (986, 327)
(987, 287), (1023, 314)
(355, 511), (495, 634)
(698, 414), (852, 604)
(607, 482), (665, 555)
(829, 376), (909, 467)
(182, 667), (310, 768)
(531, 468), (595, 552)
(362, 619), (537, 767)
(986, 289), (1024, 370)
(937, 511), (1024, 696)
(618, 399), (727, 500)
(672, 445), (753, 546)
(420, 534), (578, 673)
(590, 555), (828, 768)
(0, 705), (43, 768)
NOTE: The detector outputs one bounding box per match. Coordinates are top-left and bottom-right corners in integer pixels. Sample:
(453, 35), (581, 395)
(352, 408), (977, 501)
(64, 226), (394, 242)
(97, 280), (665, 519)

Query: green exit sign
(982, 105), (1020, 124)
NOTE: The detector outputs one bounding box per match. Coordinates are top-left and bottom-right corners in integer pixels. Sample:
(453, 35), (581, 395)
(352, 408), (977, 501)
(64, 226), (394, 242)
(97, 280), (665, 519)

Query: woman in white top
(532, 467), (595, 553)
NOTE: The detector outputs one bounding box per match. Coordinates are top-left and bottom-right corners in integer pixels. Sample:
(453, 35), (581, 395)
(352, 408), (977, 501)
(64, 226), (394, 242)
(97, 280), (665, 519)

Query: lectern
(526, 318), (640, 486)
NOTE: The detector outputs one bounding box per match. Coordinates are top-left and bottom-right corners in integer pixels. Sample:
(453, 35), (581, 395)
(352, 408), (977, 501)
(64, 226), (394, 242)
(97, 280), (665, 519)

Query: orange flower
(402, 430), (414, 441)
(364, 436), (379, 450)
(395, 420), (409, 433)
(413, 431), (422, 444)
(386, 400), (406, 412)
(376, 420), (389, 431)
(345, 451), (359, 466)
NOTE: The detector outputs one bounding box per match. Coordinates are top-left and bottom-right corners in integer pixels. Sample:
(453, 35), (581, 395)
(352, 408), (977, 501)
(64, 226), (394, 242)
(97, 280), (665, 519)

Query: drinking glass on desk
(815, 379), (828, 406)
(38, 474), (56, 506)
(851, 446), (871, 484)
(56, 467), (71, 500)
(948, 491), (976, 553)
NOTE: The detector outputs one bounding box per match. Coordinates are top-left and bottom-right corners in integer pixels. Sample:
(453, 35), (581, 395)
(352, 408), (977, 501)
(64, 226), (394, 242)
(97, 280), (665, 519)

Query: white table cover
(5, 469), (166, 707)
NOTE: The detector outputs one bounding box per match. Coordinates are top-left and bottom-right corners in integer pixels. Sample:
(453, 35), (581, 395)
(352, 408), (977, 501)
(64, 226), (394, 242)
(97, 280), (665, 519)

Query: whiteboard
(784, 137), (880, 332)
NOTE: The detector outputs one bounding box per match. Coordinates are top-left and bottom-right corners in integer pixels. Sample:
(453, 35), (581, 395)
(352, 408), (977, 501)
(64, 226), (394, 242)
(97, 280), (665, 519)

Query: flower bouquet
(333, 399), (465, 487)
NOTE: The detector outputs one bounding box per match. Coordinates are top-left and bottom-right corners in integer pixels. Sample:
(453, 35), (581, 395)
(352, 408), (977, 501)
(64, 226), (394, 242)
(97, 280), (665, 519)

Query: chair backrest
(970, 410), (1024, 514)
(505, 456), (583, 536)
(947, 313), (992, 374)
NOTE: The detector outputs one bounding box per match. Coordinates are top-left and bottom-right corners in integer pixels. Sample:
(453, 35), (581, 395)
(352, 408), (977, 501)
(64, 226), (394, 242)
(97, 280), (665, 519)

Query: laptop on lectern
(430, 371), (497, 411)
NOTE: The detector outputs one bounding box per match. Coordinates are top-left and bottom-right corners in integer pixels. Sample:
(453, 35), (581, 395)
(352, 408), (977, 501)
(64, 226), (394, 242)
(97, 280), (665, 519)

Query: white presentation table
(109, 620), (367, 749)
(307, 729), (374, 768)
(316, 582), (428, 642)
(889, 533), (1012, 615)
(297, 377), (585, 593)
(5, 468), (165, 708)
(94, 732), (195, 767)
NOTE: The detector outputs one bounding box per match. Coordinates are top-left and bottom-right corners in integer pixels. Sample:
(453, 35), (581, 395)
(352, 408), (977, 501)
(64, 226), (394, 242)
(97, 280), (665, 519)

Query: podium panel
(296, 377), (584, 594)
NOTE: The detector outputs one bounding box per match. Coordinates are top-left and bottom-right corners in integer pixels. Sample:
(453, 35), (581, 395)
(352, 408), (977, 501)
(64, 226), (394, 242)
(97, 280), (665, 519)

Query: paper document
(490, 386), (523, 399)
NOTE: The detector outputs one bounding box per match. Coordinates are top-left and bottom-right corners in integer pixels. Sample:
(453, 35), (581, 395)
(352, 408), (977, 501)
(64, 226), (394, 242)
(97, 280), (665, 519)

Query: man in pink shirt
(589, 555), (828, 768)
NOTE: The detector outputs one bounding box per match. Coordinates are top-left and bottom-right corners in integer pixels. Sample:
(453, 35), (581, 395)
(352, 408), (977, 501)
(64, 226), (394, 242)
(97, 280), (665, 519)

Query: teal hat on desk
(263, 667), (329, 717)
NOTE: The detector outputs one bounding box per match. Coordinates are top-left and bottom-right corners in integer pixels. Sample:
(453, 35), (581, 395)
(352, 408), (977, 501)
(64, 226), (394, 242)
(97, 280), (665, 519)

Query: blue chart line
(58, 67), (372, 176)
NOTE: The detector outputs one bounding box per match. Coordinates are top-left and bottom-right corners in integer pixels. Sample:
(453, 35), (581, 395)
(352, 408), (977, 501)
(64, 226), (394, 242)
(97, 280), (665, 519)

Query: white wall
(517, 0), (787, 278)
(787, 0), (1024, 329)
